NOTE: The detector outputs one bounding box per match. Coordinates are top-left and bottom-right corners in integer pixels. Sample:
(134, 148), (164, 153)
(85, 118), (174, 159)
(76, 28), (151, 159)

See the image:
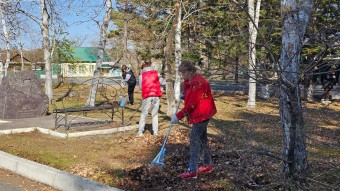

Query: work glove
(120, 81), (127, 88)
(171, 115), (179, 124)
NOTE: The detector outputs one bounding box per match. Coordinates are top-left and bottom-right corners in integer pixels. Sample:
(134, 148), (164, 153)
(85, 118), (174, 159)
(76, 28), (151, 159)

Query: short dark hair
(179, 61), (197, 73)
(141, 61), (151, 69)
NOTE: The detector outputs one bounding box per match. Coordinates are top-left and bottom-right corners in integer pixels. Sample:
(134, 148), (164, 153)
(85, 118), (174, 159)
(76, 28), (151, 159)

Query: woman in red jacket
(171, 61), (217, 179)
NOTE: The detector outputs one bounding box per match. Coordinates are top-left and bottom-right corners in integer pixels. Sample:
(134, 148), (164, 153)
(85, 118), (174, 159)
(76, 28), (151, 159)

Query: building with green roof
(62, 47), (121, 78)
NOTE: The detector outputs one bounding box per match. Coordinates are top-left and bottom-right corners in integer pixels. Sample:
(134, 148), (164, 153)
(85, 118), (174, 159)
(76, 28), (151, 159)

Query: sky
(61, 0), (110, 47)
(1, 0), (115, 50)
(57, 0), (121, 48)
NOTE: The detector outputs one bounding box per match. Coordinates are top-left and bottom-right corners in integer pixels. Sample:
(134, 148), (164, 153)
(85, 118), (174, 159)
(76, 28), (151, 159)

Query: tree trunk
(0, 61), (3, 85)
(303, 74), (314, 101)
(0, 2), (10, 78)
(279, 0), (313, 178)
(164, 1), (180, 116)
(234, 57), (239, 84)
(123, 1), (128, 65)
(40, 0), (53, 103)
(87, 0), (112, 106)
(174, 0), (182, 102)
(247, 0), (261, 108)
(20, 42), (25, 70)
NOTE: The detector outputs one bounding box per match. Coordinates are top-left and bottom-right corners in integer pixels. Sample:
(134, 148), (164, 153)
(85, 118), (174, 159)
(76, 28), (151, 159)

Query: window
(79, 65), (87, 74)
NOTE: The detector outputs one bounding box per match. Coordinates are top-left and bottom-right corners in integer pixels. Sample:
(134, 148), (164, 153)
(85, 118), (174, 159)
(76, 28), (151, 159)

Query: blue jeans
(189, 119), (212, 172)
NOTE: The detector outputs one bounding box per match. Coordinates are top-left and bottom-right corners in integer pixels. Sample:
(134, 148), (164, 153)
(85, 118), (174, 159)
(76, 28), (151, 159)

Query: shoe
(135, 132), (144, 137)
(197, 165), (213, 173)
(178, 170), (197, 179)
(153, 132), (158, 136)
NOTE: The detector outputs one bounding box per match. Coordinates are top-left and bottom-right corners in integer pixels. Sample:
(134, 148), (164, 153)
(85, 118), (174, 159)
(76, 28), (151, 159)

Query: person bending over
(121, 65), (136, 105)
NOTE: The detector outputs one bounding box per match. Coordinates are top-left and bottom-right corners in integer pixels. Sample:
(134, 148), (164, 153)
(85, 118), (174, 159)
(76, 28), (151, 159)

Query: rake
(122, 101), (143, 125)
(151, 101), (181, 166)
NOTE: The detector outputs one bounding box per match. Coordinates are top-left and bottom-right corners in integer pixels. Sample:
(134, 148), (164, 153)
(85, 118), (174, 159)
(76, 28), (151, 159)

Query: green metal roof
(72, 47), (111, 62)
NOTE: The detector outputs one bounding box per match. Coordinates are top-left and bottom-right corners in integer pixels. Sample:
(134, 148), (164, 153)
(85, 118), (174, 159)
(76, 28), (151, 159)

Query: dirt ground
(0, 93), (339, 191)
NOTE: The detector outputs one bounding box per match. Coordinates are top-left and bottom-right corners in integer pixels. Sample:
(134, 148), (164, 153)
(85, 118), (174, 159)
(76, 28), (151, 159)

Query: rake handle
(160, 101), (181, 149)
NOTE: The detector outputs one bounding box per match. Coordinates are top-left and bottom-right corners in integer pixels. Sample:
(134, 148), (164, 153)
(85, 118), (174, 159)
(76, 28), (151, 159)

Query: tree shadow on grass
(102, 94), (339, 191)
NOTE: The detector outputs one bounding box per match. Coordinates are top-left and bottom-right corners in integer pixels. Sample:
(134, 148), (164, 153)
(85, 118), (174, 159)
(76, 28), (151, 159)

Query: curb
(0, 125), (138, 138)
(0, 151), (122, 191)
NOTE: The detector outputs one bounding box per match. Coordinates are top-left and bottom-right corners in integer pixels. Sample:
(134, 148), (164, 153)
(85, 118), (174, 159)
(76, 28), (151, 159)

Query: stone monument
(0, 71), (49, 119)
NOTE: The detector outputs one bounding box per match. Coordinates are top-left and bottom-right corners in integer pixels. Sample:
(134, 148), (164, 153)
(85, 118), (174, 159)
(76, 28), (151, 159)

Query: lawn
(0, 89), (339, 191)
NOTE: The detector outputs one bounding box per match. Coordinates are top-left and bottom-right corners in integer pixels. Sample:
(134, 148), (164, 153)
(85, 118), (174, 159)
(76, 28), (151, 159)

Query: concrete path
(0, 115), (55, 130)
(0, 168), (57, 191)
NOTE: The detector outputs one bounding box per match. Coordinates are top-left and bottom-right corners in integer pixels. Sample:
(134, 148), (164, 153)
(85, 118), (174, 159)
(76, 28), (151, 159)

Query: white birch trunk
(87, 0), (112, 106)
(40, 0), (53, 103)
(306, 83), (314, 101)
(165, 1), (180, 116)
(247, 0), (261, 108)
(123, 1), (128, 65)
(15, 12), (25, 70)
(0, 2), (11, 77)
(279, 0), (312, 177)
(174, 1), (182, 102)
(20, 40), (25, 70)
(0, 61), (3, 85)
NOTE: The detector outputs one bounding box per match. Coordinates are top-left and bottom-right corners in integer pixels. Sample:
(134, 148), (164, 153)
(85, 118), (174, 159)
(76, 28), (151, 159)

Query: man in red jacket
(171, 61), (217, 179)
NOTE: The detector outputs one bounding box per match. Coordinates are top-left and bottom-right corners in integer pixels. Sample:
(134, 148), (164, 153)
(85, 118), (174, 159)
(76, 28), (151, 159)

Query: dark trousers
(128, 82), (136, 105)
(189, 119), (212, 172)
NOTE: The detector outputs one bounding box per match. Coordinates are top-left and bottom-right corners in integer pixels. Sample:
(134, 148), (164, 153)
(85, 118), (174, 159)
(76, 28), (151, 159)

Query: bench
(51, 77), (127, 129)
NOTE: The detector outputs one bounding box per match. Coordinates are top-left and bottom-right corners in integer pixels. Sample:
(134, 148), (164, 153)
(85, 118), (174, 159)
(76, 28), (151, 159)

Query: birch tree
(0, 1), (11, 83)
(40, 0), (53, 102)
(163, 1), (180, 116)
(86, 0), (112, 106)
(122, 0), (128, 66)
(15, 0), (66, 102)
(174, 0), (182, 102)
(246, 0), (261, 107)
(279, 0), (313, 177)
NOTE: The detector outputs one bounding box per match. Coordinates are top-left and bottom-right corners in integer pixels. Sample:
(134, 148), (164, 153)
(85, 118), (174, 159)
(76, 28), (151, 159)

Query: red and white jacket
(176, 74), (217, 124)
(139, 67), (162, 99)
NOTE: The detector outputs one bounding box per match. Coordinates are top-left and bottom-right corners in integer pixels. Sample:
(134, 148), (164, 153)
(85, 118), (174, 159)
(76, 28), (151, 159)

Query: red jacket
(141, 70), (162, 99)
(176, 74), (217, 124)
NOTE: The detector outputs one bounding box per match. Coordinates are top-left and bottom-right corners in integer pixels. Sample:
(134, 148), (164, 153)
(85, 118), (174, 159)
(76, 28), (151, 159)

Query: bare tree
(0, 1), (11, 82)
(174, 0), (182, 102)
(246, 0), (261, 108)
(86, 0), (112, 106)
(40, 0), (53, 102)
(279, 0), (313, 178)
(15, 0), (64, 102)
(122, 0), (128, 65)
(163, 1), (181, 116)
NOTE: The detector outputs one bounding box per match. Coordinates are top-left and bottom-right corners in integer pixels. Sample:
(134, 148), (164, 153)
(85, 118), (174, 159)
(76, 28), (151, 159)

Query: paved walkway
(0, 115), (55, 130)
(0, 167), (57, 191)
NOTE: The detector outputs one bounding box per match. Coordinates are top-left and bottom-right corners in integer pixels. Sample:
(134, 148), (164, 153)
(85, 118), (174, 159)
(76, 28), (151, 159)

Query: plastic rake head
(151, 147), (166, 166)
